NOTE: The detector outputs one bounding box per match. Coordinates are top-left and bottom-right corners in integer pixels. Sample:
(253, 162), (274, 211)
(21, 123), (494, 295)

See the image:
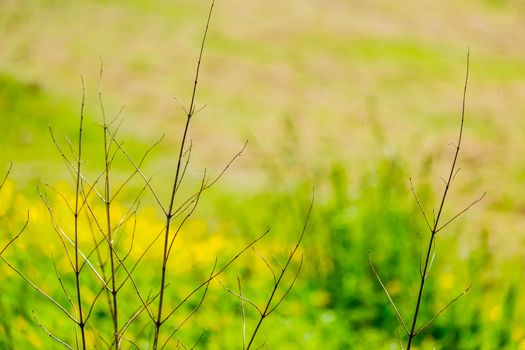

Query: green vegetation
(1, 0), (525, 349)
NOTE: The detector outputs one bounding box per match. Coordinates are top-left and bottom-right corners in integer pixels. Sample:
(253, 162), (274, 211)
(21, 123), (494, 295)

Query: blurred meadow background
(1, 0), (525, 349)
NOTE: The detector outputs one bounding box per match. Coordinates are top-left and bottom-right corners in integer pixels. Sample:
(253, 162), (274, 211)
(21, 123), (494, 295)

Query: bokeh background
(1, 0), (525, 349)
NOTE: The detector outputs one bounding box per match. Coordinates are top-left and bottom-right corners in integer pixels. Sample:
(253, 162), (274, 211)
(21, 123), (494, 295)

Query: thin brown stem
(152, 2), (215, 348)
(99, 62), (120, 349)
(245, 192), (313, 350)
(33, 312), (74, 350)
(405, 48), (470, 350)
(0, 161), (13, 191)
(74, 75), (88, 350)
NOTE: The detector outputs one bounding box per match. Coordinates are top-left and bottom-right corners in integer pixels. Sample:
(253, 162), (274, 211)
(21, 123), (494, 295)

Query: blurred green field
(1, 0), (525, 349)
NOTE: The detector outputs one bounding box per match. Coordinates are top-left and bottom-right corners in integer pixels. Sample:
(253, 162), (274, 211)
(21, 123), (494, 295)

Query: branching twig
(436, 192), (486, 233)
(98, 60), (121, 349)
(73, 73), (88, 350)
(415, 285), (471, 335)
(1, 256), (76, 323)
(405, 49), (480, 349)
(160, 261), (217, 350)
(33, 312), (74, 350)
(0, 212), (29, 256)
(240, 192), (314, 350)
(151, 2), (216, 348)
(371, 49), (483, 350)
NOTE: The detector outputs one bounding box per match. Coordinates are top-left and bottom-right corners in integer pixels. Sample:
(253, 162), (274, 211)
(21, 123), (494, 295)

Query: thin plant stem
(405, 49), (470, 350)
(0, 161), (13, 191)
(74, 75), (88, 350)
(99, 61), (121, 349)
(245, 192), (313, 350)
(152, 2), (215, 348)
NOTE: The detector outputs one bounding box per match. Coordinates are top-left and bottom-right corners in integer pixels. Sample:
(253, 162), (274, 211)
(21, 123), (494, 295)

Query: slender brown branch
(415, 285), (471, 335)
(245, 192), (313, 350)
(252, 247), (277, 285)
(436, 192), (486, 233)
(51, 257), (76, 311)
(0, 161), (13, 191)
(369, 255), (409, 335)
(72, 73), (88, 350)
(163, 228), (270, 323)
(166, 172), (206, 260)
(405, 48), (471, 350)
(0, 212), (29, 256)
(110, 134), (165, 202)
(218, 280), (263, 315)
(268, 253), (304, 315)
(99, 61), (121, 349)
(117, 285), (169, 340)
(33, 312), (74, 350)
(189, 330), (208, 350)
(39, 186), (108, 288)
(105, 130), (166, 214)
(1, 256), (76, 323)
(41, 182), (75, 215)
(152, 3), (215, 348)
(160, 261), (217, 350)
(85, 285), (109, 323)
(409, 178), (432, 232)
(48, 126), (104, 202)
(119, 335), (140, 350)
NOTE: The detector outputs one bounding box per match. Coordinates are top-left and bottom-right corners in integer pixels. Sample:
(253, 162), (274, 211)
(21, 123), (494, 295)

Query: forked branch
(371, 49), (483, 350)
(404, 49), (481, 349)
(221, 192), (314, 350)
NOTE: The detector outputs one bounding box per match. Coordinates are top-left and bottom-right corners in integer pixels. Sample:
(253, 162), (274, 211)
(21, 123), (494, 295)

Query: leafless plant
(220, 191), (313, 350)
(370, 49), (485, 349)
(0, 1), (287, 349)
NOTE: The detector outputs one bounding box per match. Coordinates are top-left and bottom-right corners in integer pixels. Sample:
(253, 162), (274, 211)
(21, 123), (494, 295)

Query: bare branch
(119, 335), (140, 350)
(1, 256), (77, 323)
(268, 253), (304, 315)
(171, 94), (189, 115)
(33, 312), (74, 350)
(161, 261), (217, 349)
(245, 192), (314, 350)
(436, 192), (486, 233)
(0, 161), (13, 191)
(117, 284), (171, 340)
(84, 285), (108, 323)
(51, 257), (76, 311)
(404, 47), (471, 350)
(0, 211), (29, 256)
(163, 228), (270, 322)
(166, 171), (206, 260)
(410, 178), (432, 232)
(105, 131), (166, 214)
(426, 242), (437, 278)
(174, 141), (193, 194)
(40, 191), (108, 288)
(415, 286), (471, 335)
(218, 279), (263, 316)
(111, 134), (165, 202)
(252, 247), (277, 285)
(190, 330), (208, 350)
(369, 255), (409, 335)
(41, 182), (75, 215)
